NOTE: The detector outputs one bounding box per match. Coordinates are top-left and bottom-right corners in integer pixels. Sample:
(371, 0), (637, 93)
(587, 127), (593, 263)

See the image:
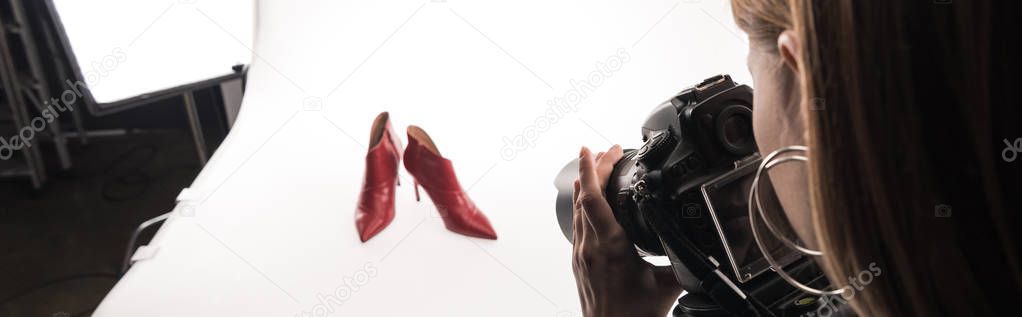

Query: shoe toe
(356, 211), (391, 242)
(446, 210), (497, 240)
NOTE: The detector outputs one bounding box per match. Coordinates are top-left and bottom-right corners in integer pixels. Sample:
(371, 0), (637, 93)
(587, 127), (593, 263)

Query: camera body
(555, 75), (841, 316)
(607, 74), (757, 258)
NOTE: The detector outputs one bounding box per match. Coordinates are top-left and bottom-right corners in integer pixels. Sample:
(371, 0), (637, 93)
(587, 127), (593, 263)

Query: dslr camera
(554, 75), (844, 316)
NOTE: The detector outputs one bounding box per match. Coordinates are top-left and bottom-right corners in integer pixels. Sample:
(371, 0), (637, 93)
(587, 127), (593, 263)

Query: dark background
(0, 90), (230, 316)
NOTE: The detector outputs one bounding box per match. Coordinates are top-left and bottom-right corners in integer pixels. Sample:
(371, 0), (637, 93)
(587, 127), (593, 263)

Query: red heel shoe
(355, 112), (403, 242)
(404, 126), (497, 240)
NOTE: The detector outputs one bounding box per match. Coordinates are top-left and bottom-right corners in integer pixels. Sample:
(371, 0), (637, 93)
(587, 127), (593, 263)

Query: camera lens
(553, 149), (664, 255)
(716, 105), (755, 155)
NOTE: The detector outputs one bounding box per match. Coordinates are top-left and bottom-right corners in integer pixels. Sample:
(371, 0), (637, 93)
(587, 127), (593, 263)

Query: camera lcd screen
(701, 158), (802, 283)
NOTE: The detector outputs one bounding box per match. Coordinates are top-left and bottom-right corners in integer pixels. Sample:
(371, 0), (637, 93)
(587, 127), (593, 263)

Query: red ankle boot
(403, 125), (497, 240)
(355, 112), (403, 242)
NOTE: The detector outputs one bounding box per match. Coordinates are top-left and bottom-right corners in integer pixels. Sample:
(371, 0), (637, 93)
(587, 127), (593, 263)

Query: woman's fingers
(573, 179), (581, 206)
(572, 179), (583, 245)
(578, 146), (624, 240)
(579, 147), (602, 196)
(596, 145), (623, 191)
(578, 147), (599, 243)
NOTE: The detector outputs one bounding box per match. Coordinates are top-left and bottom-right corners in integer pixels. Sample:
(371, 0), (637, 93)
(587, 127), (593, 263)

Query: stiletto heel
(414, 180), (421, 202)
(354, 112), (403, 242)
(403, 125), (497, 240)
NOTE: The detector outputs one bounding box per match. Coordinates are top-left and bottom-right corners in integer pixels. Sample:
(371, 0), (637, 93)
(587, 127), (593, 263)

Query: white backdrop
(95, 0), (751, 316)
(53, 0), (252, 103)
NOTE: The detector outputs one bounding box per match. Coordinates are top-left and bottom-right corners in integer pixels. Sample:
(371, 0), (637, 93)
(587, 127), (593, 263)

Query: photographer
(571, 1), (1021, 316)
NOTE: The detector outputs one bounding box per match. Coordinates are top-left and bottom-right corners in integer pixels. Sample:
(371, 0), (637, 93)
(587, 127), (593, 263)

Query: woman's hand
(572, 145), (684, 317)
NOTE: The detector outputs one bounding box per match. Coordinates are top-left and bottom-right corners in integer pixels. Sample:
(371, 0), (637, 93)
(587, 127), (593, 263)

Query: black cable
(100, 144), (157, 174)
(100, 144), (157, 202)
(0, 273), (119, 308)
(100, 172), (151, 202)
(99, 140), (200, 202)
(71, 304), (98, 317)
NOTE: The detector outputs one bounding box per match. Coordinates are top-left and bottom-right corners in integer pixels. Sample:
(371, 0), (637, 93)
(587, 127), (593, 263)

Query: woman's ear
(777, 30), (801, 74)
(776, 30), (812, 146)
(777, 29), (809, 131)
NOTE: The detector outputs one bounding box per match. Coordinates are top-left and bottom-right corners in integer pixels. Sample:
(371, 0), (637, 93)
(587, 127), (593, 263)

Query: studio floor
(0, 130), (200, 316)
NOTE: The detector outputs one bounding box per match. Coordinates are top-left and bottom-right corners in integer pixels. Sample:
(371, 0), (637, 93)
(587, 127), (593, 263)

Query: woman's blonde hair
(731, 0), (1022, 315)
